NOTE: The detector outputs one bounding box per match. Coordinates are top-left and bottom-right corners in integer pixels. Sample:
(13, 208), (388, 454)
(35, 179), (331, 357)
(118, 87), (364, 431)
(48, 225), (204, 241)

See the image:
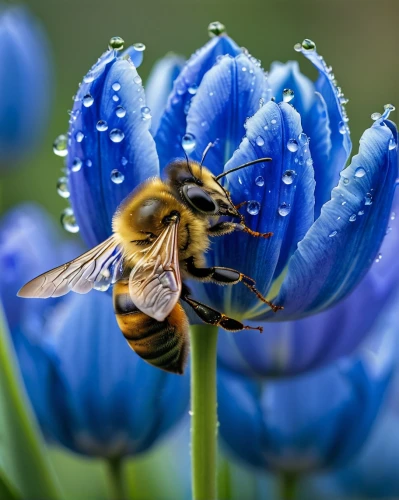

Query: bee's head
(165, 160), (240, 218)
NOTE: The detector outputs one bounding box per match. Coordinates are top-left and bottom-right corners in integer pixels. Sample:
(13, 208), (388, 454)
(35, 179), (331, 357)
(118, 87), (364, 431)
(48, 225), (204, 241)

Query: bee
(18, 147), (282, 374)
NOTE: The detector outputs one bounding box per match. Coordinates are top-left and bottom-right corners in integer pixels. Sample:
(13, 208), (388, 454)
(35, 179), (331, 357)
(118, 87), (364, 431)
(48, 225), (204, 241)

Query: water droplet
(61, 208), (79, 233)
(57, 177), (70, 198)
(109, 129), (125, 143)
(112, 95), (120, 102)
(358, 210), (365, 216)
(375, 253), (382, 263)
(382, 103), (395, 120)
(339, 121), (346, 134)
(342, 177), (350, 185)
(282, 170), (296, 184)
(271, 119), (277, 125)
(355, 167), (366, 178)
(188, 84), (198, 95)
(364, 193), (373, 205)
(96, 120), (108, 132)
(71, 158), (82, 172)
(306, 158), (313, 167)
(255, 135), (265, 146)
(391, 212), (396, 220)
(208, 21), (226, 37)
(182, 133), (196, 153)
(83, 73), (95, 83)
(141, 106), (151, 120)
(301, 39), (316, 51)
(349, 214), (357, 222)
(75, 131), (84, 143)
(371, 112), (381, 121)
(53, 134), (68, 157)
(329, 230), (337, 238)
(111, 169), (125, 184)
(134, 75), (142, 85)
(389, 138), (397, 150)
(112, 82), (121, 91)
(201, 120), (207, 127)
(278, 203), (291, 217)
(109, 36), (125, 51)
(121, 157), (128, 166)
(116, 106), (126, 118)
(341, 201), (347, 206)
(255, 176), (264, 187)
(287, 139), (298, 152)
(86, 159), (92, 167)
(133, 42), (146, 51)
(298, 133), (308, 145)
(83, 93), (94, 107)
(282, 88), (294, 103)
(247, 201), (260, 215)
(242, 66), (247, 72)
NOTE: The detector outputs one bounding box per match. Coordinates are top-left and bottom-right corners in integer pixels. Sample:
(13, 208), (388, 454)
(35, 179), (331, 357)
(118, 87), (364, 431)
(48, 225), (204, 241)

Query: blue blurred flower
(0, 6), (52, 165)
(0, 205), (189, 457)
(65, 29), (397, 326)
(218, 317), (396, 474)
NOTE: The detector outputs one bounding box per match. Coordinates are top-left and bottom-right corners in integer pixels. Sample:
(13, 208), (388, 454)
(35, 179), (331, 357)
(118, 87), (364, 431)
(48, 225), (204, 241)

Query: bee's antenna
(199, 142), (214, 179)
(214, 157), (272, 181)
(183, 149), (195, 178)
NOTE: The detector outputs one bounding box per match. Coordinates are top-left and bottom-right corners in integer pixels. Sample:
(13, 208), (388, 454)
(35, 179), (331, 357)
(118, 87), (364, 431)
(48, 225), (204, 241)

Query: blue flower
(0, 6), (52, 165)
(217, 319), (396, 473)
(0, 205), (189, 457)
(64, 29), (397, 326)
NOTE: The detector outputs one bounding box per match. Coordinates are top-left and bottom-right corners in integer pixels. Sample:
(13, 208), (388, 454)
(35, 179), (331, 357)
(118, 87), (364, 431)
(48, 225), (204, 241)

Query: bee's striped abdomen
(113, 280), (189, 374)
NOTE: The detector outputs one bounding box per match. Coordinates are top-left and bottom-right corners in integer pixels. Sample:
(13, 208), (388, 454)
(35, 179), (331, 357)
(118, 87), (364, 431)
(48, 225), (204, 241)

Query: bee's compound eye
(182, 185), (218, 214)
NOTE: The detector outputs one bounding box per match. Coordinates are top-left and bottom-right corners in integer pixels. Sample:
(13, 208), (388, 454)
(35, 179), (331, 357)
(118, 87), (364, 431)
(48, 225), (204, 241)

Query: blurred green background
(1, 0), (398, 223)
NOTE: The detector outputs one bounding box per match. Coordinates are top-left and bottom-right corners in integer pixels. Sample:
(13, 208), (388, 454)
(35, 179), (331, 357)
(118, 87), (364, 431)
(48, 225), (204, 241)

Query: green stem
(106, 456), (128, 500)
(190, 324), (218, 500)
(279, 472), (298, 500)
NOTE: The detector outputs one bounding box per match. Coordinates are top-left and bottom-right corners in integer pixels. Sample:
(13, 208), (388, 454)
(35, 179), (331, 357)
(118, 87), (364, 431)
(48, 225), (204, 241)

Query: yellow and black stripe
(113, 280), (189, 374)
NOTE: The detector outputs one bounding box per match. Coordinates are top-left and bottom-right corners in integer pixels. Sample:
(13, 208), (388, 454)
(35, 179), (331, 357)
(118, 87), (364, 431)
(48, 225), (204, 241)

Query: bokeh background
(1, 0), (399, 499)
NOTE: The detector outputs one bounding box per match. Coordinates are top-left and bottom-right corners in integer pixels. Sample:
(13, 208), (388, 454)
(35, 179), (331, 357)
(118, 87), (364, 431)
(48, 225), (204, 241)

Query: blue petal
(218, 324), (395, 471)
(41, 292), (189, 457)
(185, 53), (269, 174)
(268, 61), (333, 216)
(264, 119), (398, 320)
(155, 35), (241, 169)
(68, 51), (159, 247)
(122, 45), (144, 68)
(145, 54), (185, 135)
(0, 6), (52, 164)
(195, 101), (315, 317)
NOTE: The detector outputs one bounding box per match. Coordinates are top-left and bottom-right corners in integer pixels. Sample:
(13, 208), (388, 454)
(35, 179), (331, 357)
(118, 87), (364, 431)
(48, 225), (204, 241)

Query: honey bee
(18, 148), (282, 374)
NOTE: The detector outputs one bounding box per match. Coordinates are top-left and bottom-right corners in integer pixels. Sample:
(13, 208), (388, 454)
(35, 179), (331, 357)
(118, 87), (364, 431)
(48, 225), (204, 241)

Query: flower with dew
(0, 6), (52, 166)
(0, 205), (189, 459)
(59, 26), (397, 329)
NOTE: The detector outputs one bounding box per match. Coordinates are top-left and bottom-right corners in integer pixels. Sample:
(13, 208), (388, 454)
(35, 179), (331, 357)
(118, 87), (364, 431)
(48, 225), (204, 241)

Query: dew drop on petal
(188, 84), (198, 95)
(339, 121), (347, 134)
(355, 167), (366, 178)
(208, 21), (226, 37)
(255, 135), (265, 146)
(116, 106), (126, 118)
(389, 138), (397, 150)
(86, 159), (92, 167)
(271, 119), (277, 125)
(382, 103), (395, 120)
(255, 176), (264, 186)
(133, 42), (146, 51)
(75, 131), (84, 143)
(278, 203), (291, 217)
(61, 208), (79, 233)
(375, 253), (382, 263)
(349, 214), (357, 222)
(111, 169), (125, 184)
(358, 210), (365, 216)
(71, 157), (82, 172)
(306, 158), (313, 167)
(109, 129), (125, 143)
(298, 133), (308, 145)
(141, 106), (151, 120)
(57, 177), (70, 198)
(112, 82), (121, 91)
(96, 120), (108, 132)
(329, 230), (337, 238)
(287, 139), (298, 152)
(109, 36), (124, 51)
(282, 170), (296, 184)
(182, 133), (196, 153)
(83, 93), (94, 107)
(371, 112), (382, 121)
(391, 212), (396, 221)
(364, 193), (373, 205)
(247, 201), (260, 215)
(342, 177), (350, 185)
(112, 95), (120, 102)
(282, 88), (294, 103)
(301, 39), (316, 51)
(121, 157), (128, 166)
(53, 134), (68, 157)
(134, 75), (142, 85)
(83, 73), (95, 83)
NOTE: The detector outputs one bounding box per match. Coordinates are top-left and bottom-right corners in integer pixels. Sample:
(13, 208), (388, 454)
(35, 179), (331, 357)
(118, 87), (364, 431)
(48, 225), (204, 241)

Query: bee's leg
(184, 257), (283, 312)
(233, 201), (274, 239)
(207, 222), (245, 237)
(181, 293), (263, 333)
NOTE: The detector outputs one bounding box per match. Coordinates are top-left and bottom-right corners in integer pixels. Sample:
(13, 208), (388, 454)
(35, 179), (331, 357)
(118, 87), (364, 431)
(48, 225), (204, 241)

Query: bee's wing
(129, 220), (181, 322)
(18, 236), (123, 298)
